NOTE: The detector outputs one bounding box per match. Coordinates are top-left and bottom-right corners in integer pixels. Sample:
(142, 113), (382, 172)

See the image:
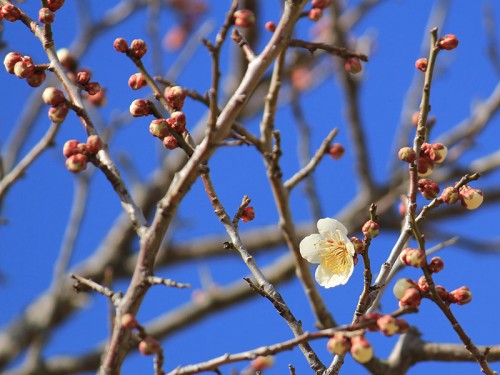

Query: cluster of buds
(417, 178), (440, 200)
(42, 87), (70, 123)
(1, 4), (22, 22)
(233, 9), (255, 28)
(362, 220), (379, 239)
(74, 69), (104, 105)
(418, 142), (448, 176)
(3, 52), (47, 87)
(148, 112), (187, 150)
(113, 38), (148, 59)
(327, 333), (373, 363)
(328, 143), (345, 159)
(120, 314), (161, 356)
(240, 206), (255, 223)
(308, 0), (330, 21)
(63, 135), (103, 173)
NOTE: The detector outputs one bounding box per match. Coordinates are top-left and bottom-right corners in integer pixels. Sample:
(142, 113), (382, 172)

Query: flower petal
(317, 218), (348, 236)
(315, 259), (354, 288)
(299, 234), (323, 263)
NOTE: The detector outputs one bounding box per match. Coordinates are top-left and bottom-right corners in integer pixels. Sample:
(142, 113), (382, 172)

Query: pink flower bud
(350, 335), (374, 364)
(418, 178), (440, 200)
(359, 312), (382, 332)
(149, 119), (170, 138)
(265, 21), (276, 32)
(435, 285), (449, 301)
(48, 102), (69, 123)
(398, 287), (422, 309)
(87, 89), (107, 107)
(350, 236), (364, 254)
(39, 7), (55, 24)
(47, 0), (65, 12)
(393, 278), (418, 299)
(438, 34), (459, 50)
(121, 313), (138, 329)
(344, 57), (362, 74)
(440, 186), (459, 204)
(162, 135), (179, 150)
(167, 111), (187, 133)
(130, 39), (147, 59)
(42, 87), (66, 106)
(449, 286), (472, 305)
(250, 356), (275, 371)
(415, 58), (428, 72)
(129, 99), (151, 117)
(86, 82), (101, 95)
(138, 336), (160, 356)
(398, 147), (416, 163)
(128, 73), (147, 90)
(431, 143), (447, 163)
(13, 57), (35, 79)
(63, 140), (81, 158)
(328, 143), (345, 159)
(377, 315), (399, 336)
(27, 70), (46, 87)
(428, 256), (444, 274)
(327, 333), (351, 356)
(76, 70), (91, 85)
(417, 276), (429, 292)
(1, 4), (22, 22)
(417, 157), (434, 177)
(86, 135), (103, 154)
(4, 52), (23, 74)
(233, 9), (256, 28)
(395, 318), (409, 334)
(362, 220), (379, 239)
(65, 154), (88, 173)
(312, 0), (332, 9)
(400, 247), (426, 268)
(241, 206), (255, 222)
(308, 8), (323, 21)
(459, 185), (483, 210)
(113, 38), (129, 53)
(164, 85), (186, 110)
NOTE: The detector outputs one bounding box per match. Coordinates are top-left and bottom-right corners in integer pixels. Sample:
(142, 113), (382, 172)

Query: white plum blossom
(300, 218), (355, 288)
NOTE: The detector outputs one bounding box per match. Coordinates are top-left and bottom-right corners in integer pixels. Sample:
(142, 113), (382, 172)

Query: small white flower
(300, 218), (355, 288)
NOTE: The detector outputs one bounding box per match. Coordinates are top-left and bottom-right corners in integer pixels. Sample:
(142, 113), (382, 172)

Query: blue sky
(1, 1), (499, 374)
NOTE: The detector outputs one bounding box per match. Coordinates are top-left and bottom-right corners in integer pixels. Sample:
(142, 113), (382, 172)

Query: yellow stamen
(317, 232), (350, 275)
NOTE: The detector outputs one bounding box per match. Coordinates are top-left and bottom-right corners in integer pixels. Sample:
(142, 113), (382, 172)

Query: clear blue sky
(1, 1), (499, 374)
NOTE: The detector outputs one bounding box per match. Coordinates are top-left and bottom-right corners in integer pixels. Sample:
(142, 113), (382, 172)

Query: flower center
(318, 232), (350, 274)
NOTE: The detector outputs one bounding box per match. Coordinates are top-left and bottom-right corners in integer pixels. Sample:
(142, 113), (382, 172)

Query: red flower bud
(362, 220), (379, 239)
(415, 58), (428, 72)
(76, 70), (91, 85)
(39, 7), (55, 24)
(86, 82), (101, 95)
(233, 9), (256, 28)
(65, 154), (88, 173)
(164, 85), (186, 110)
(428, 256), (444, 274)
(130, 39), (147, 59)
(328, 143), (345, 159)
(344, 57), (362, 74)
(129, 99), (151, 117)
(438, 34), (459, 50)
(167, 111), (187, 133)
(308, 8), (323, 21)
(47, 0), (65, 12)
(128, 73), (147, 90)
(241, 206), (255, 222)
(162, 135), (179, 150)
(1, 4), (22, 22)
(265, 21), (276, 32)
(113, 38), (129, 53)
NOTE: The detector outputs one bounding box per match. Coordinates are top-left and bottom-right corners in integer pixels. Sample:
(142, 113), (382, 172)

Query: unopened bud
(415, 58), (428, 72)
(398, 147), (416, 163)
(63, 140), (81, 158)
(1, 4), (22, 22)
(114, 38), (129, 53)
(164, 85), (186, 110)
(428, 256), (444, 274)
(162, 135), (179, 150)
(362, 220), (379, 239)
(377, 315), (399, 336)
(138, 336), (160, 356)
(86, 82), (101, 95)
(13, 57), (35, 79)
(233, 9), (256, 28)
(344, 57), (362, 74)
(449, 286), (472, 305)
(400, 247), (426, 268)
(167, 111), (187, 133)
(308, 8), (323, 21)
(130, 39), (147, 59)
(417, 276), (429, 292)
(265, 21), (276, 32)
(76, 71), (91, 85)
(149, 119), (169, 138)
(4, 52), (23, 74)
(327, 333), (350, 356)
(86, 135), (103, 154)
(431, 143), (447, 163)
(65, 154), (88, 173)
(121, 313), (138, 329)
(435, 285), (449, 301)
(312, 0), (332, 9)
(418, 178), (440, 200)
(129, 99), (151, 117)
(42, 87), (66, 106)
(241, 206), (255, 223)
(39, 7), (55, 24)
(27, 70), (46, 87)
(47, 0), (65, 12)
(350, 236), (364, 254)
(440, 186), (459, 204)
(250, 356), (275, 371)
(350, 335), (374, 364)
(57, 48), (77, 72)
(438, 34), (459, 50)
(398, 287), (422, 309)
(459, 185), (483, 210)
(48, 102), (69, 123)
(128, 73), (147, 90)
(328, 143), (345, 159)
(393, 278), (418, 299)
